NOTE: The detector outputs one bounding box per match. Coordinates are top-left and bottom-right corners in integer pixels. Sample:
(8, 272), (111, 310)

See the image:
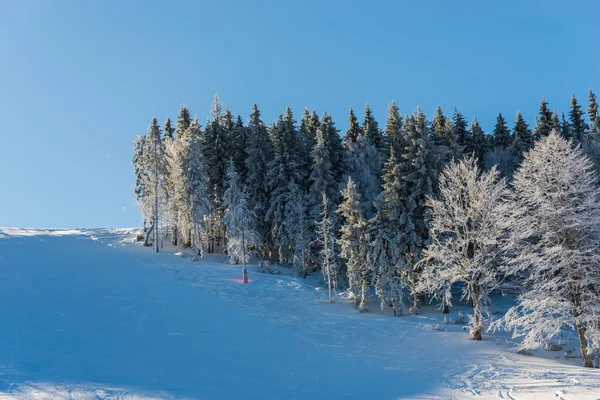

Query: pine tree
(363, 103), (386, 156)
(453, 107), (471, 152)
(498, 132), (600, 368)
(338, 177), (369, 312)
(344, 108), (363, 146)
(266, 109), (305, 263)
(510, 111), (534, 164)
(470, 118), (487, 162)
(317, 193), (339, 303)
(588, 89), (599, 132)
(223, 160), (259, 265)
(143, 117), (168, 252)
(367, 148), (409, 316)
(343, 134), (381, 218)
(386, 101), (403, 157)
(560, 112), (571, 139)
(569, 94), (588, 141)
(418, 157), (511, 340)
(533, 97), (553, 140)
(163, 117), (175, 140)
(183, 120), (211, 260)
(323, 113), (345, 183)
(245, 104), (273, 255)
(175, 106), (192, 137)
(492, 113), (511, 149)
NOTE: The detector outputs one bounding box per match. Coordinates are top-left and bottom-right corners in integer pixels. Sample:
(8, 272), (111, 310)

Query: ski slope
(0, 228), (598, 399)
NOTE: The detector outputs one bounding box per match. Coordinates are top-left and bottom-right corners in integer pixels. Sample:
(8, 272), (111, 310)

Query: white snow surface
(0, 228), (598, 399)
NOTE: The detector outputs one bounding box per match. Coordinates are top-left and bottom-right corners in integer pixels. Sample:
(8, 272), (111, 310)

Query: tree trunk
(442, 304), (450, 314)
(575, 320), (593, 368)
(358, 280), (368, 313)
(144, 221), (155, 247)
(172, 225), (178, 246)
(470, 287), (483, 340)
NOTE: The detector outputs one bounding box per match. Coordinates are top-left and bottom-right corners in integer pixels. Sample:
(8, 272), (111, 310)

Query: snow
(0, 228), (598, 399)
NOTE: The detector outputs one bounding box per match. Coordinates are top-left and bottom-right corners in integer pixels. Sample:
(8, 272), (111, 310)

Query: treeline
(133, 91), (600, 367)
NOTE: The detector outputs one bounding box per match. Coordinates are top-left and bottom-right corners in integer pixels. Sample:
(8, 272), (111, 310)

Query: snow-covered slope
(0, 228), (598, 399)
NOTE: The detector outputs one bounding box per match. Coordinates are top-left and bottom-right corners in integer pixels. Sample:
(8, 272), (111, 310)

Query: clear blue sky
(1, 0), (598, 228)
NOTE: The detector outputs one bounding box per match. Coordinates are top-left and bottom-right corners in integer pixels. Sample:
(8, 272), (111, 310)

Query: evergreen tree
(266, 109), (305, 263)
(318, 193), (339, 303)
(510, 111), (534, 164)
(344, 108), (363, 146)
(175, 106), (192, 137)
(286, 181), (310, 277)
(588, 89), (599, 132)
(470, 118), (487, 162)
(550, 110), (561, 133)
(324, 113), (345, 183)
(533, 97), (553, 140)
(230, 115), (249, 181)
(343, 134), (381, 218)
(338, 177), (369, 312)
(560, 112), (571, 139)
(385, 101), (403, 158)
(163, 117), (175, 140)
(308, 116), (339, 222)
(245, 104), (273, 255)
(363, 103), (386, 156)
(569, 94), (588, 141)
(223, 160), (259, 265)
(492, 113), (511, 149)
(453, 107), (470, 151)
(132, 134), (148, 229)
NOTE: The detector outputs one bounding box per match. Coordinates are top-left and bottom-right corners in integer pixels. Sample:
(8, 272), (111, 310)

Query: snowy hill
(0, 228), (598, 399)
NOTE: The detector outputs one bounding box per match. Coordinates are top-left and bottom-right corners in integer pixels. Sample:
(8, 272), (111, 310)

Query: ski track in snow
(0, 228), (598, 400)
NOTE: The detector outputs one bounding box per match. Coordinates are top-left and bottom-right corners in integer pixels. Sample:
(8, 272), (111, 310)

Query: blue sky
(1, 0), (599, 228)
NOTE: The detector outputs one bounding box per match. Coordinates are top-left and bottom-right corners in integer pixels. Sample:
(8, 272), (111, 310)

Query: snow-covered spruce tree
(344, 108), (363, 146)
(386, 101), (403, 158)
(163, 117), (175, 140)
(533, 97), (553, 141)
(343, 134), (381, 219)
(550, 110), (561, 133)
(183, 120), (211, 260)
(324, 113), (345, 184)
(432, 105), (461, 166)
(266, 109), (305, 263)
(453, 107), (470, 152)
(497, 131), (600, 368)
(569, 94), (588, 142)
(469, 118), (487, 163)
(317, 192), (339, 302)
(363, 103), (386, 158)
(589, 89), (599, 132)
(338, 176), (369, 312)
(492, 113), (511, 149)
(285, 181), (310, 277)
(560, 112), (572, 140)
(245, 104), (273, 256)
(418, 157), (511, 340)
(132, 134), (148, 230)
(202, 94), (230, 252)
(222, 160), (259, 265)
(510, 110), (534, 165)
(143, 117), (168, 251)
(307, 113), (341, 269)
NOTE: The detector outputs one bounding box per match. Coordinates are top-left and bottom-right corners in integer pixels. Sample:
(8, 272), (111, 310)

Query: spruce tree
(432, 105), (460, 164)
(569, 94), (588, 141)
(550, 110), (561, 133)
(452, 107), (470, 151)
(163, 117), (175, 140)
(492, 113), (511, 149)
(385, 101), (403, 158)
(175, 106), (191, 137)
(344, 134), (381, 218)
(245, 104), (273, 255)
(470, 118), (487, 162)
(560, 112), (571, 139)
(338, 177), (369, 312)
(286, 181), (310, 277)
(510, 111), (534, 164)
(533, 97), (553, 140)
(363, 103), (386, 156)
(345, 108), (363, 146)
(318, 193), (339, 303)
(588, 89), (599, 132)
(323, 113), (345, 183)
(132, 134), (148, 229)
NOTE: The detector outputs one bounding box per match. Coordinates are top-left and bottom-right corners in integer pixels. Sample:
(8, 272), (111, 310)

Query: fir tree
(510, 111), (534, 164)
(175, 106), (192, 137)
(344, 108), (363, 146)
(453, 107), (470, 151)
(560, 112), (571, 139)
(343, 134), (381, 218)
(569, 94), (588, 141)
(338, 177), (369, 312)
(163, 117), (175, 140)
(223, 160), (259, 265)
(132, 134), (148, 229)
(318, 193), (339, 303)
(492, 113), (511, 149)
(470, 118), (487, 162)
(588, 89), (599, 132)
(550, 110), (561, 133)
(323, 113), (345, 183)
(245, 104), (273, 255)
(533, 97), (553, 140)
(385, 101), (403, 158)
(286, 181), (310, 277)
(363, 103), (386, 156)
